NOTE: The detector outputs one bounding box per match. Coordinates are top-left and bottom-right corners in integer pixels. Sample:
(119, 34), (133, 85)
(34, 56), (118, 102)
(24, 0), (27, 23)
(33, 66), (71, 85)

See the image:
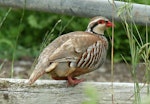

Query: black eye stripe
(91, 22), (98, 31)
(91, 20), (105, 30)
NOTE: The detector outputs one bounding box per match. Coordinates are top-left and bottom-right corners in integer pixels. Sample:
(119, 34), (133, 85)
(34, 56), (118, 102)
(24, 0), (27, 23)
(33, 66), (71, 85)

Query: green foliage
(0, 8), (88, 59)
(116, 0), (150, 103)
(0, 0), (150, 63)
(82, 85), (99, 104)
(141, 96), (150, 104)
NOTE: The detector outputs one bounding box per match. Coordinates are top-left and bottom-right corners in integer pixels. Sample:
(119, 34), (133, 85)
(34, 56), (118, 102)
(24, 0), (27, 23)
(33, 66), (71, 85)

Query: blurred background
(0, 0), (149, 81)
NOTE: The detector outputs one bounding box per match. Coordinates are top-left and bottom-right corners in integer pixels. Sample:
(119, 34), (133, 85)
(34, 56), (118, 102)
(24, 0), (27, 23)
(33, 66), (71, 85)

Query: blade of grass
(58, 16), (74, 36)
(0, 8), (12, 29)
(11, 0), (26, 78)
(117, 2), (142, 103)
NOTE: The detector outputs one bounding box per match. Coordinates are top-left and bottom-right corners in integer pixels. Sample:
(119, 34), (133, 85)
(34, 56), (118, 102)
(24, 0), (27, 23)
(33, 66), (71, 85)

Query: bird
(28, 16), (113, 86)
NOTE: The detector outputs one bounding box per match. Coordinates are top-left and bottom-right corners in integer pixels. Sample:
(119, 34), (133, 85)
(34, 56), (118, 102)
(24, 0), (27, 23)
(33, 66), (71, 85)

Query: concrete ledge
(0, 78), (148, 104)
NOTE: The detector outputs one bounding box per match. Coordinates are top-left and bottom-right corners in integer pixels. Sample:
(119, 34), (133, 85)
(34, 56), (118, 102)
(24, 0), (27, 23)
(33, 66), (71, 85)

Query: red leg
(67, 76), (84, 86)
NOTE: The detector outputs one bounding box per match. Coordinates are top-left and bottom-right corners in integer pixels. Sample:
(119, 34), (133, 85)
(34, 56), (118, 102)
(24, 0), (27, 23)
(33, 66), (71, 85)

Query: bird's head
(87, 16), (114, 35)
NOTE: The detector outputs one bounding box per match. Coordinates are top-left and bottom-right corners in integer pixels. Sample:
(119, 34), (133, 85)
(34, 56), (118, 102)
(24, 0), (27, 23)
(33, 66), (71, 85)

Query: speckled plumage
(28, 16), (113, 86)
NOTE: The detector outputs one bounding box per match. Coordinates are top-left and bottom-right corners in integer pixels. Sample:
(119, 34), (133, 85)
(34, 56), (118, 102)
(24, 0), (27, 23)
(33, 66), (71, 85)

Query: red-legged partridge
(28, 16), (113, 86)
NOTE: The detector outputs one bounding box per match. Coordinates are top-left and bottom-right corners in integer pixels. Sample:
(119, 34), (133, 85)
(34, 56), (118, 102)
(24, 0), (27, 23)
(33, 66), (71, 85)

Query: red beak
(106, 21), (114, 27)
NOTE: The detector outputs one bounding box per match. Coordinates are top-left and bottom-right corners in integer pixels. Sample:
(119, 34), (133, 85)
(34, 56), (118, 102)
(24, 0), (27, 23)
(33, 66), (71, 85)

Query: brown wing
(47, 32), (101, 63)
(76, 41), (102, 68)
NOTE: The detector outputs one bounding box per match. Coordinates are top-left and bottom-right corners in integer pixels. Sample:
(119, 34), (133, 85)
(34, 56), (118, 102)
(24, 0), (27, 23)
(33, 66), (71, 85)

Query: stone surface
(0, 78), (148, 104)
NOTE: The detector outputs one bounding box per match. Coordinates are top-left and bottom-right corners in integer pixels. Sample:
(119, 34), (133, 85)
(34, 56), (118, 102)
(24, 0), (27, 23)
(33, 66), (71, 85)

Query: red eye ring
(98, 20), (105, 24)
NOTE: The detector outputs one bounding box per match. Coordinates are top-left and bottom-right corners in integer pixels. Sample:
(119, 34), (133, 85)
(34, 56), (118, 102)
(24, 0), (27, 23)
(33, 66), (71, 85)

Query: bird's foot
(67, 76), (84, 86)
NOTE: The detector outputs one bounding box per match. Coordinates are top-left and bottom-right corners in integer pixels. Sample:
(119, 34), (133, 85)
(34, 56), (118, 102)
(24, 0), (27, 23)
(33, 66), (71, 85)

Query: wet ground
(0, 59), (146, 83)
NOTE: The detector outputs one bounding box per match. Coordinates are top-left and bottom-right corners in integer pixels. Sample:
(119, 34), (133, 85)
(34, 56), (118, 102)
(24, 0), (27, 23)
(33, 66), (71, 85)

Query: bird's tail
(27, 62), (58, 85)
(28, 68), (46, 85)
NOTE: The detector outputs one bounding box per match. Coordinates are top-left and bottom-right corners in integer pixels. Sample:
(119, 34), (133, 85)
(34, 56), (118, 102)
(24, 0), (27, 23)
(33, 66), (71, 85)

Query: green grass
(117, 1), (150, 103)
(82, 85), (99, 104)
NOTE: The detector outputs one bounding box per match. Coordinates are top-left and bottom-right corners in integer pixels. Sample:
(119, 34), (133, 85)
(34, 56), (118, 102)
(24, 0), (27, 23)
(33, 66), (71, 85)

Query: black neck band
(90, 22), (104, 36)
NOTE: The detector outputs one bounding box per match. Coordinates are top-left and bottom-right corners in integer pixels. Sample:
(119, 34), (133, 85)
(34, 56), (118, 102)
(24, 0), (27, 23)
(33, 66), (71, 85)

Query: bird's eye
(98, 20), (105, 24)
(98, 20), (102, 23)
